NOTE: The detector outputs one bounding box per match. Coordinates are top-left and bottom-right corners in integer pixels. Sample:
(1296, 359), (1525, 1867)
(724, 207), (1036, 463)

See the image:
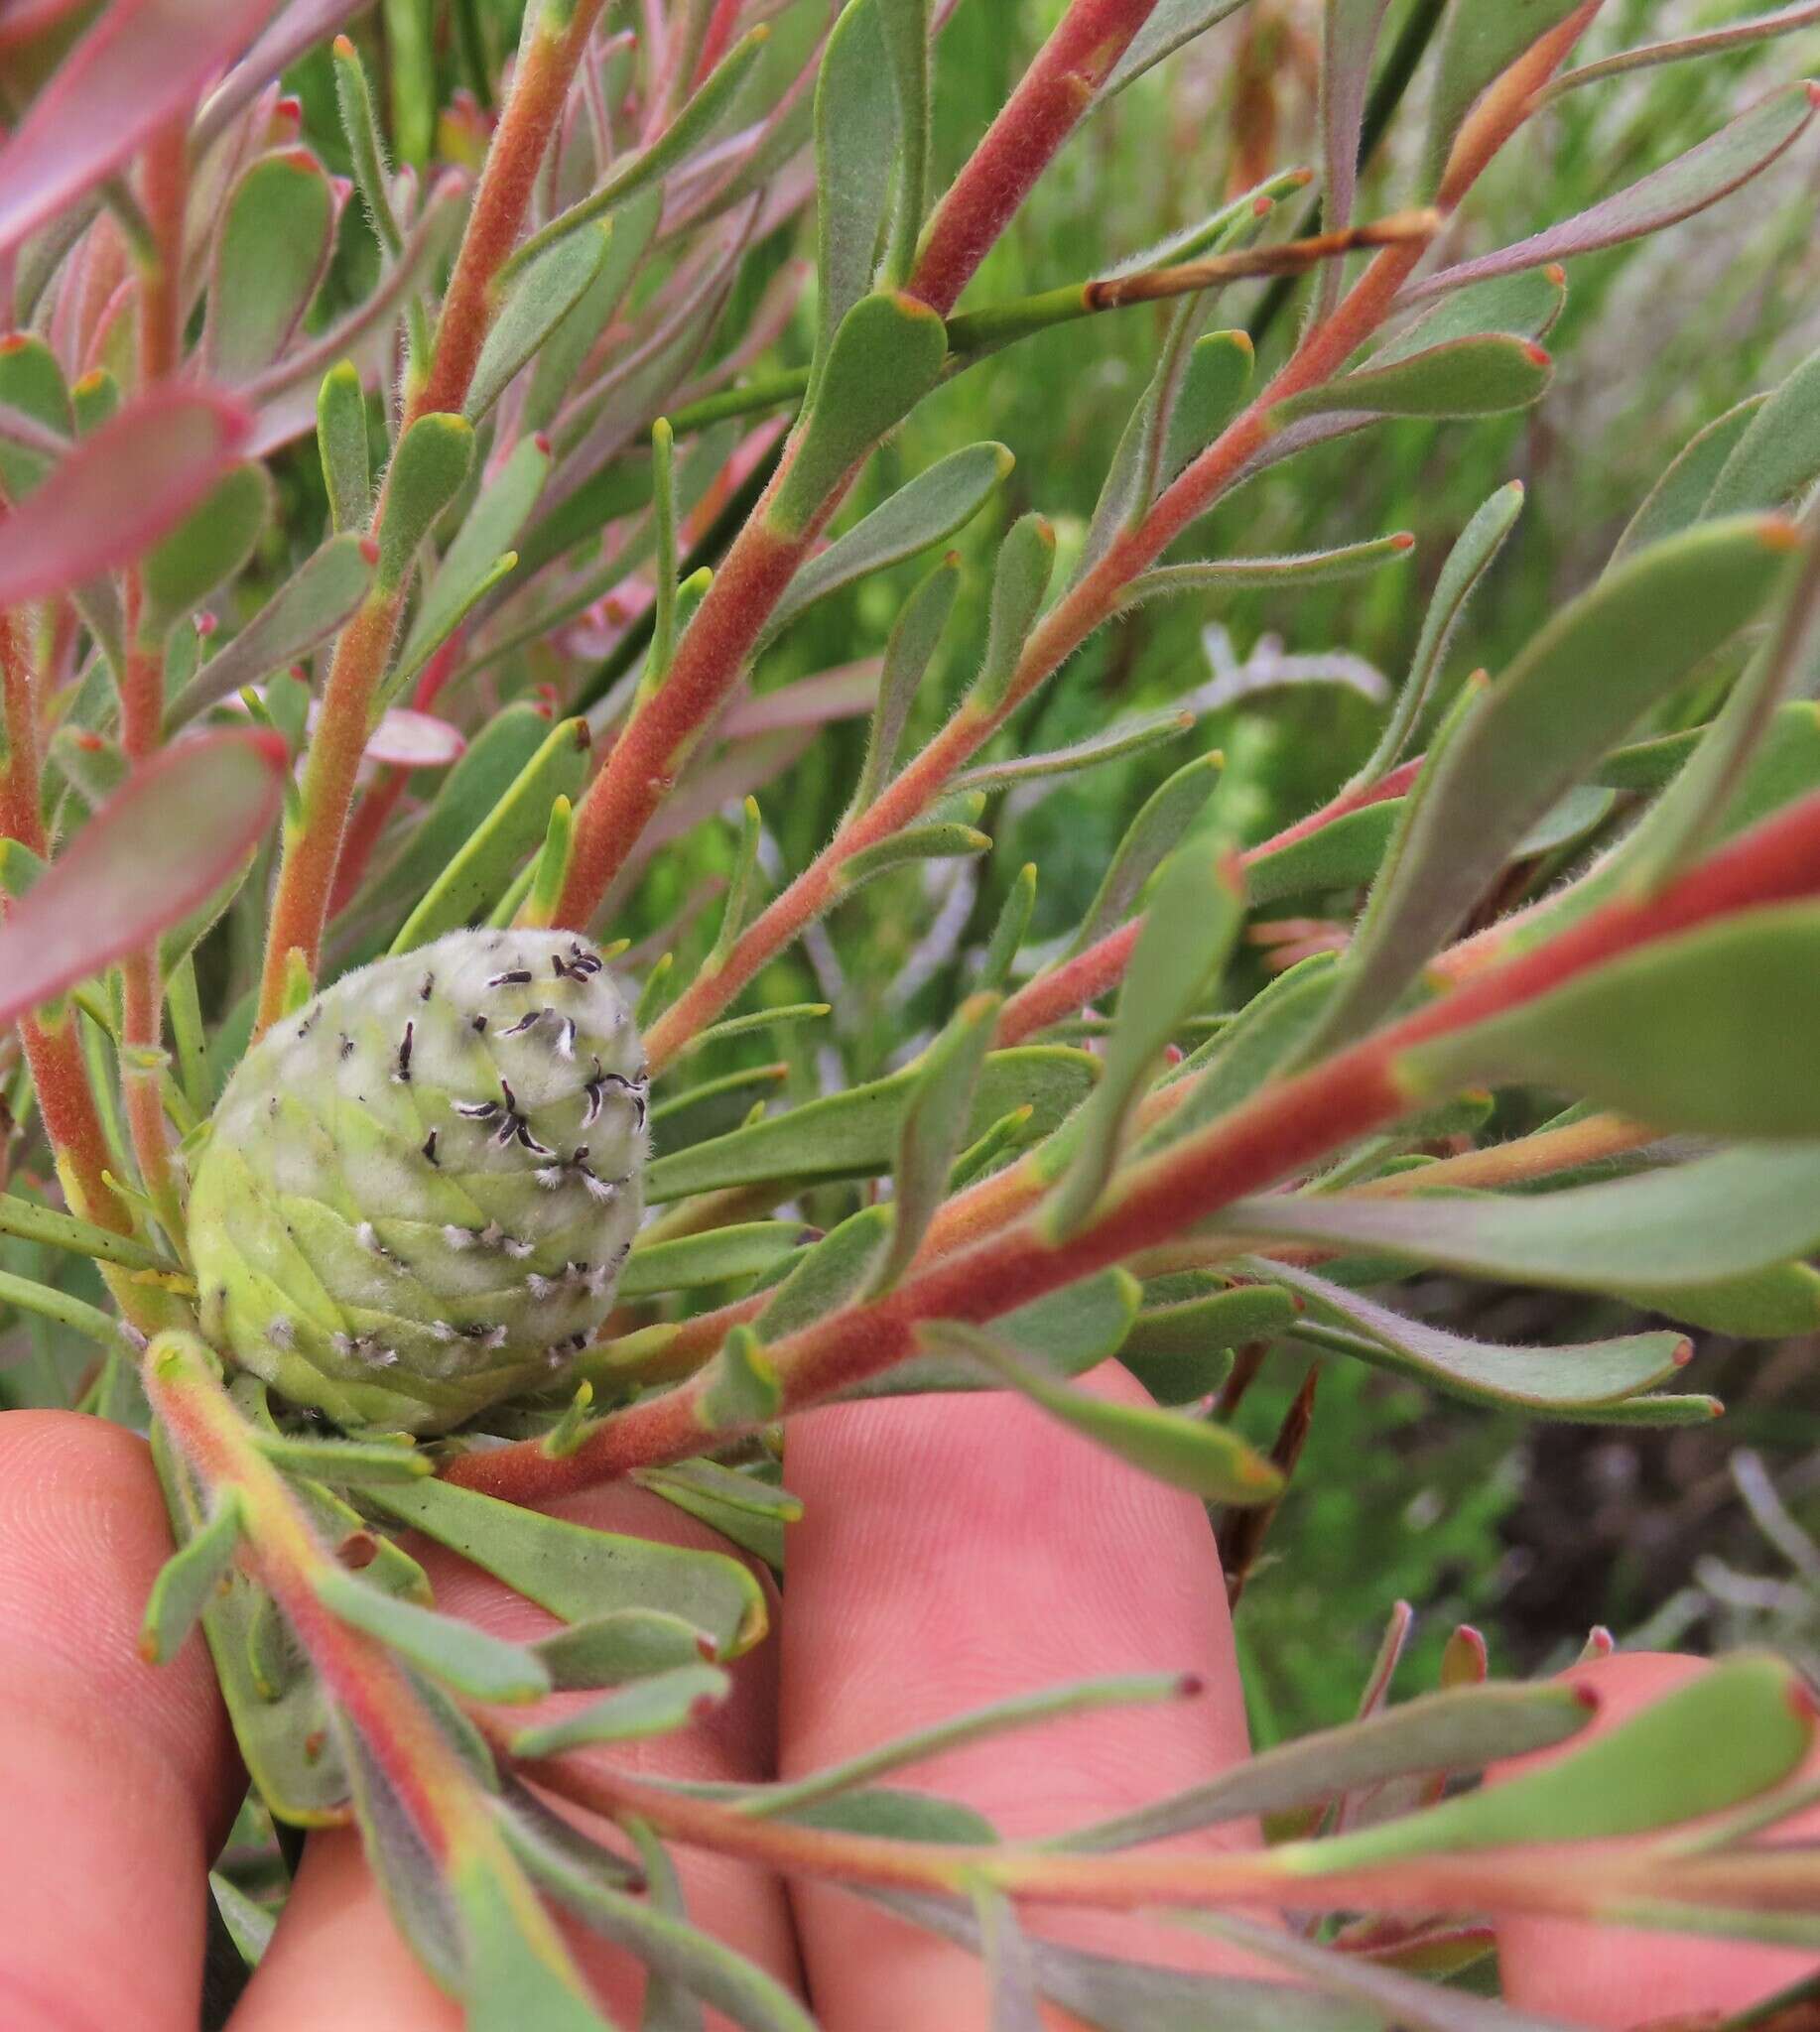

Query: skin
(0, 1367), (1812, 2031)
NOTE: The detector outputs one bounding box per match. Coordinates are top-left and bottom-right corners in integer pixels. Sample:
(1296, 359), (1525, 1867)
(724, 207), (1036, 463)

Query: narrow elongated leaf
(757, 1206), (893, 1344)
(1160, 326), (1254, 481)
(0, 732), (285, 1029)
(1376, 270), (1567, 367)
(467, 225), (613, 422)
(1068, 753), (1224, 957)
(1705, 342), (1820, 519)
(389, 716), (590, 952)
(1279, 1654), (1812, 1873)
(369, 1477), (766, 1656)
(0, 1189), (162, 1270)
(1270, 1264), (1689, 1414)
(771, 293), (947, 535)
(394, 436), (551, 691)
(852, 557), (962, 809)
(141, 463), (273, 638)
(971, 514), (1057, 711)
(622, 1223), (808, 1299)
(1310, 517), (1792, 1050)
(0, 388), (249, 605)
(763, 443), (1009, 648)
(1049, 846), (1244, 1237)
(207, 151), (335, 377)
(1221, 1143), (1820, 1292)
(925, 1323), (1283, 1504)
(1125, 534), (1413, 609)
(508, 1802), (820, 2032)
(1422, 2), (1591, 189)
(850, 1269), (1141, 1398)
(977, 1886), (1045, 2032)
(1613, 397), (1766, 567)
(512, 1665), (729, 1757)
(377, 413), (474, 591)
(1099, 0), (1251, 99)
(1550, 3), (1820, 95)
(140, 1492), (242, 1664)
(534, 1609), (713, 1693)
(1357, 481), (1525, 783)
(873, 994), (998, 1294)
(814, 0), (899, 361)
(957, 711), (1197, 796)
(648, 1048), (1097, 1201)
(1067, 1680), (1592, 1852)
(0, 0), (283, 257)
(316, 1568), (550, 1704)
(1403, 903), (1820, 1138)
(1282, 334), (1553, 424)
(1244, 803), (1398, 906)
(1323, 1), (1393, 248)
(1410, 84), (1820, 304)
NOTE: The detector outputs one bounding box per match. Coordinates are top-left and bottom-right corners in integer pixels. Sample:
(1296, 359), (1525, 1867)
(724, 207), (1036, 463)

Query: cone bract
(188, 930), (646, 1434)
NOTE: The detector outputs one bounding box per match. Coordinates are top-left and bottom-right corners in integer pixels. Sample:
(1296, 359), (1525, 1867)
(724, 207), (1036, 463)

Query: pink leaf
(363, 708), (467, 769)
(0, 0), (284, 256)
(0, 731), (287, 1029)
(721, 660), (882, 737)
(0, 387), (250, 606)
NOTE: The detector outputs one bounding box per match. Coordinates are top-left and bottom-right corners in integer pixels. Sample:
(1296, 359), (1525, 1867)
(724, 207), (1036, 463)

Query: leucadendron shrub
(4, 0), (1820, 2022)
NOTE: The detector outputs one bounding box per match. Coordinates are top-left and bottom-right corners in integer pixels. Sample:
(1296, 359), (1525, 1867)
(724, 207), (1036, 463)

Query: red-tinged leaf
(0, 731), (286, 1028)
(321, 707), (465, 770)
(1408, 82), (1820, 306)
(722, 662), (882, 738)
(0, 388), (249, 606)
(0, 0), (284, 256)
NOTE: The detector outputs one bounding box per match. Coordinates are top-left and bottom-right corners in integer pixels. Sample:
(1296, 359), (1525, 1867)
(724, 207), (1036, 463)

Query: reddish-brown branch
(450, 786), (1820, 1502)
(908, 0), (1164, 317)
(255, 4), (604, 1034)
(994, 756), (1427, 1046)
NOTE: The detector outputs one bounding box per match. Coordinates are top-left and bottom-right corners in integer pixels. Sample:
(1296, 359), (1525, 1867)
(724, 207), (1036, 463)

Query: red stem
(907, 0), (1164, 318)
(450, 784), (1820, 1502)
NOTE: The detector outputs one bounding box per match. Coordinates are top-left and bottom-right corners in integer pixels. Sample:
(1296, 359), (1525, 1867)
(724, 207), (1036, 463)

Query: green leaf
(1281, 1654), (1812, 1874)
(758, 1206), (893, 1342)
(253, 1433), (433, 1485)
(813, 0), (899, 368)
(847, 1269), (1142, 1399)
(352, 702), (552, 939)
(170, 533), (375, 726)
(771, 293), (947, 537)
(765, 444), (1008, 652)
(1423, 2), (1595, 189)
(647, 1047), (1098, 1201)
(1613, 396), (1766, 567)
(851, 553), (962, 810)
(1122, 1283), (1298, 1404)
(377, 413), (475, 593)
(526, 188), (661, 437)
(1068, 752), (1224, 956)
(1280, 334), (1553, 425)
(534, 1608), (714, 1692)
(140, 1491), (242, 1665)
(975, 862), (1037, 993)
(1047, 845), (1244, 1237)
(1402, 903), (1820, 1139)
(208, 1870), (275, 1968)
(393, 435), (550, 695)
(1414, 82), (1820, 299)
(622, 1223), (808, 1299)
(957, 710), (1194, 795)
(389, 716), (591, 952)
(315, 1566), (550, 1703)
(1066, 1679), (1591, 1851)
(837, 821), (990, 892)
(1099, 0), (1251, 99)
(1357, 480), (1525, 784)
(332, 30), (406, 257)
(700, 1325), (783, 1430)
(1244, 803), (1398, 907)
(140, 462), (272, 638)
(1160, 327), (1255, 483)
(872, 993), (999, 1294)
(0, 1186), (162, 1270)
(467, 224), (614, 423)
(1269, 1264), (1690, 1415)
(1124, 533), (1413, 610)
(512, 1665), (730, 1757)
(208, 152), (334, 377)
(1309, 517), (1792, 1050)
(0, 333), (71, 501)
(507, 1800), (820, 2032)
(923, 1323), (1283, 1503)
(1706, 341), (1820, 519)
(970, 513), (1058, 712)
(369, 1477), (767, 1657)
(1382, 272), (1568, 370)
(1221, 1144), (1820, 1295)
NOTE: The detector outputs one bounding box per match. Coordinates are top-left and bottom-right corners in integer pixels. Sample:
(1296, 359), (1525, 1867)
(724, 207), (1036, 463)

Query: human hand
(1, 1366), (1813, 2031)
